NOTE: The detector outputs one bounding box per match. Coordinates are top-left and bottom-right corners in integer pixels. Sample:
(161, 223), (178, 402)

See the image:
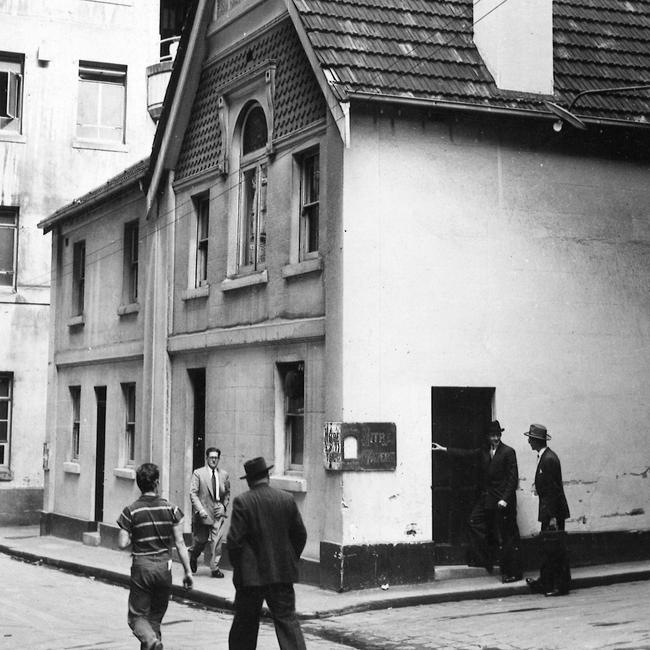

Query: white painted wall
(337, 109), (650, 545)
(1, 0), (158, 520)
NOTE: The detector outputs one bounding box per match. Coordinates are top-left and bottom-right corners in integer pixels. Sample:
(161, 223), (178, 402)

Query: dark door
(188, 368), (206, 470)
(431, 387), (494, 564)
(94, 386), (107, 523)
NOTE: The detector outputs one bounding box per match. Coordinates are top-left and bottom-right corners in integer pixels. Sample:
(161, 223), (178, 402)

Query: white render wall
(0, 0), (158, 520)
(337, 110), (650, 545)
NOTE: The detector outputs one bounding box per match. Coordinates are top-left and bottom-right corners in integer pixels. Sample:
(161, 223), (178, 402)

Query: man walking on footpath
(432, 420), (523, 582)
(524, 424), (571, 597)
(227, 456), (307, 650)
(117, 463), (193, 650)
(189, 447), (230, 577)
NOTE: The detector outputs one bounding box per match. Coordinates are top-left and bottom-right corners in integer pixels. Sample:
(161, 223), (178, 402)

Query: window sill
(181, 285), (210, 301)
(221, 270), (268, 292)
(0, 468), (13, 482)
(67, 315), (85, 328)
(117, 302), (140, 316)
(113, 467), (136, 480)
(281, 257), (323, 279)
(270, 475), (307, 493)
(72, 138), (128, 153)
(0, 131), (26, 144)
(63, 461), (81, 475)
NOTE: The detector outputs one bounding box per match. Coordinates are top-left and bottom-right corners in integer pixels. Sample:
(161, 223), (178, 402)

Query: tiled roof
(39, 158), (150, 232)
(291, 0), (650, 125)
(175, 18), (326, 180)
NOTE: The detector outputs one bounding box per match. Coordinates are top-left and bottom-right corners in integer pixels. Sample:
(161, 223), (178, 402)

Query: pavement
(1, 525), (650, 621)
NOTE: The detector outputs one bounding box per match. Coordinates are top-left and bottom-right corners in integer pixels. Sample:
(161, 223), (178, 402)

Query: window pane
(242, 105), (267, 155)
(290, 415), (304, 465)
(0, 378), (9, 397)
(0, 422), (7, 443)
(242, 168), (256, 266)
(0, 445), (5, 464)
(77, 81), (97, 127)
(0, 401), (8, 420)
(257, 165), (267, 265)
(0, 228), (15, 274)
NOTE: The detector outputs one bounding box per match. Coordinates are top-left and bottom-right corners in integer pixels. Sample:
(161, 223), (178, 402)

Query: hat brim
(240, 464), (274, 480)
(523, 432), (551, 440)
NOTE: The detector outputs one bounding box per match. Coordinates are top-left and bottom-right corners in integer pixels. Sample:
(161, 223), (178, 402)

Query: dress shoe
(211, 569), (225, 578)
(502, 575), (522, 583)
(189, 555), (197, 574)
(545, 588), (569, 597)
(526, 578), (542, 593)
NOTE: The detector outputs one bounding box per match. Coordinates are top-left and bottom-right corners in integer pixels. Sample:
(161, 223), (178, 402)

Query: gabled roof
(290, 0), (650, 125)
(38, 158), (150, 233)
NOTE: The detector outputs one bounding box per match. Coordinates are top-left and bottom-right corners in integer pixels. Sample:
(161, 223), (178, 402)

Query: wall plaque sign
(323, 422), (396, 471)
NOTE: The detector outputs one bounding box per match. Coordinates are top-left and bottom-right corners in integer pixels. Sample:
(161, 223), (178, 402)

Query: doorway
(94, 386), (107, 523)
(431, 386), (494, 564)
(188, 368), (206, 470)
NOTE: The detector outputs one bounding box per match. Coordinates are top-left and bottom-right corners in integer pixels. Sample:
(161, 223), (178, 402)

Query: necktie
(212, 469), (217, 498)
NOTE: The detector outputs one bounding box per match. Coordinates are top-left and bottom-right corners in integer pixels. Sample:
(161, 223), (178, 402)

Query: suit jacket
(226, 483), (307, 588)
(448, 442), (519, 509)
(190, 465), (231, 526)
(535, 447), (570, 523)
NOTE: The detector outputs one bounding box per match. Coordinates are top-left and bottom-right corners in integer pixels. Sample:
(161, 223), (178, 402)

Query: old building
(42, 0), (650, 590)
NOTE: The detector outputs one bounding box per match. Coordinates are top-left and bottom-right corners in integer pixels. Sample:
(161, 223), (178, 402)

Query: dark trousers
(539, 519), (570, 594)
(128, 554), (172, 650)
(228, 583), (306, 650)
(467, 498), (522, 578)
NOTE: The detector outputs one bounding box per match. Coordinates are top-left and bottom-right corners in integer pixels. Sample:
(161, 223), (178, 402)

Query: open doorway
(94, 386), (107, 523)
(188, 368), (206, 470)
(431, 386), (494, 564)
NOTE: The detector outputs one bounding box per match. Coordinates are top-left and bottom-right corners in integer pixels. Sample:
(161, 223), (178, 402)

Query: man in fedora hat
(524, 424), (571, 596)
(226, 456), (307, 650)
(432, 420), (523, 583)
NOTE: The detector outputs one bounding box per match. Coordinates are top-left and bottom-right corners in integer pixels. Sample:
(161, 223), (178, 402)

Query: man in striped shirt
(117, 463), (193, 650)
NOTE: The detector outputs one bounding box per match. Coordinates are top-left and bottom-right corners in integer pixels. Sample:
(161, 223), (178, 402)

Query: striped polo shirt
(117, 494), (183, 556)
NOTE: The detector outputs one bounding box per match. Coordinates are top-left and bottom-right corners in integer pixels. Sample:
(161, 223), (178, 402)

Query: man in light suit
(227, 456), (307, 650)
(524, 424), (571, 597)
(189, 447), (230, 578)
(432, 420), (523, 582)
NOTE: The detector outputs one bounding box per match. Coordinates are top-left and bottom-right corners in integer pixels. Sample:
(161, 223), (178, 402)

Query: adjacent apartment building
(0, 0), (190, 524)
(41, 0), (650, 591)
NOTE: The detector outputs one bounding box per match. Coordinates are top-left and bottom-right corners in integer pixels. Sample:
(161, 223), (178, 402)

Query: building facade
(42, 0), (650, 590)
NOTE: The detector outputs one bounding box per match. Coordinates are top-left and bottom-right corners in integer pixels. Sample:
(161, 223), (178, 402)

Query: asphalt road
(3, 552), (650, 650)
(0, 554), (350, 649)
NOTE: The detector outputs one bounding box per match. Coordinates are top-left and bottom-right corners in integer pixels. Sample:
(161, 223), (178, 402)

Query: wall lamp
(544, 84), (650, 132)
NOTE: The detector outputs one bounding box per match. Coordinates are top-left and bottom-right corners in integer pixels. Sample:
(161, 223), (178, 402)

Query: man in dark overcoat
(432, 420), (523, 582)
(227, 456), (307, 650)
(524, 424), (571, 596)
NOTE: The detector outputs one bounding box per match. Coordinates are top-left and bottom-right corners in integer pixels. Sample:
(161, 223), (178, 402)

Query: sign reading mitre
(323, 422), (396, 471)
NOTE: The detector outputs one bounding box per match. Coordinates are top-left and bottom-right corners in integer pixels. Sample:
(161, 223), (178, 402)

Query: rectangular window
(0, 373), (13, 468)
(299, 150), (319, 258)
(0, 53), (23, 134)
(278, 362), (305, 471)
(239, 163), (267, 272)
(70, 386), (81, 460)
(72, 241), (86, 317)
(194, 195), (209, 287)
(123, 220), (139, 303)
(122, 383), (136, 465)
(77, 62), (126, 143)
(0, 207), (18, 287)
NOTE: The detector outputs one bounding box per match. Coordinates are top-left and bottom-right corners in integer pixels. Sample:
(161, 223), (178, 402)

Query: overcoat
(227, 483), (307, 587)
(534, 447), (570, 523)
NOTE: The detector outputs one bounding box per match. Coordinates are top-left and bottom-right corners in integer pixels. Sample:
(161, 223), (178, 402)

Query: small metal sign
(324, 422), (396, 471)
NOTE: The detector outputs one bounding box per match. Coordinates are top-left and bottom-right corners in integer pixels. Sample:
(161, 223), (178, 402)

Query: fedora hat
(523, 424), (551, 440)
(486, 420), (504, 435)
(240, 456), (274, 480)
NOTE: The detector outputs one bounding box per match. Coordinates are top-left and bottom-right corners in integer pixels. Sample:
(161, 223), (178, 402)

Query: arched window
(242, 104), (267, 155)
(238, 103), (268, 271)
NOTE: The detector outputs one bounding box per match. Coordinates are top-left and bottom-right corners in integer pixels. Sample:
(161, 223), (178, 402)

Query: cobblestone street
(303, 581), (650, 650)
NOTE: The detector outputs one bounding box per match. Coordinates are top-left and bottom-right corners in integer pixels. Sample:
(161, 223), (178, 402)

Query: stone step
(434, 565), (491, 581)
(82, 531), (101, 547)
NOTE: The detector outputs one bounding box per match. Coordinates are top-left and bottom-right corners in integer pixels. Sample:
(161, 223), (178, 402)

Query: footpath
(1, 525), (649, 620)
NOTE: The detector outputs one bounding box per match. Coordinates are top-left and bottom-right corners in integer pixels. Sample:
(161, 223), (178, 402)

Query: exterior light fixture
(544, 84), (650, 131)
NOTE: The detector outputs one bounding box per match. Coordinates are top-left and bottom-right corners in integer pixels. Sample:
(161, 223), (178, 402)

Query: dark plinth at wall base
(320, 541), (436, 592)
(0, 488), (43, 525)
(40, 512), (97, 542)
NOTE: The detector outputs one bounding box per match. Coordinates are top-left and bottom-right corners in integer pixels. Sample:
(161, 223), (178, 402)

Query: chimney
(473, 0), (553, 95)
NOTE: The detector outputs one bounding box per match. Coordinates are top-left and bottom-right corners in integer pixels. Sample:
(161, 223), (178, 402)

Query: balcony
(146, 36), (180, 122)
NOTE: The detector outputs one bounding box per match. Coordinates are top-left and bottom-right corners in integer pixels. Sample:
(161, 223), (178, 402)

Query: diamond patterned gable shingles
(176, 19), (326, 181)
(293, 0), (650, 124)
